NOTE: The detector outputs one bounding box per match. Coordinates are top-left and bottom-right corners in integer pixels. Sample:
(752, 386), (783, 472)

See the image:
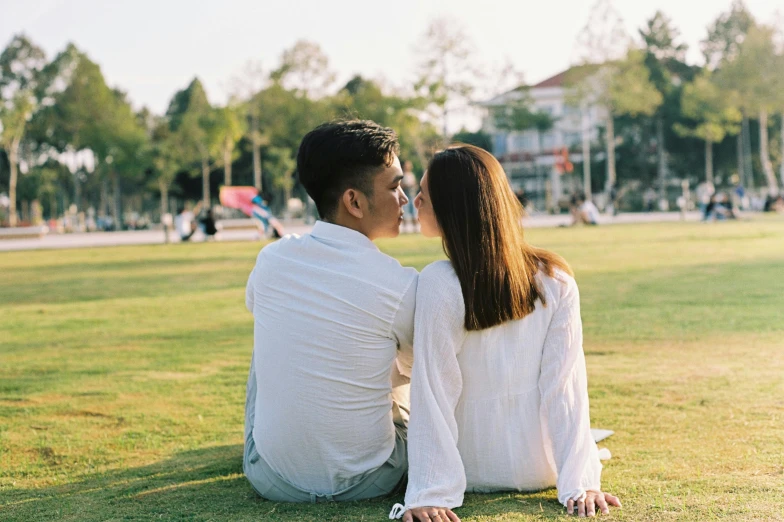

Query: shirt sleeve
(391, 275), (417, 378)
(538, 275), (602, 506)
(245, 265), (256, 313)
(403, 265), (467, 510)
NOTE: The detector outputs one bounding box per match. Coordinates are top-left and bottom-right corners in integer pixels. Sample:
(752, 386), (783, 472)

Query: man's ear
(342, 189), (365, 219)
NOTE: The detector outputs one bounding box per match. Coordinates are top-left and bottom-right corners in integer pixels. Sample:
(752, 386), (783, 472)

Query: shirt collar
(310, 221), (379, 251)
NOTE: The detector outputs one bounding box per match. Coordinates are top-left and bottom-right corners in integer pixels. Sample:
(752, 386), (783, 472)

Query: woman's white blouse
(403, 260), (602, 510)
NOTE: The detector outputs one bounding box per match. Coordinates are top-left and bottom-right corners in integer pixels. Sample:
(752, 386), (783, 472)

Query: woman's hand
(567, 490), (621, 517)
(403, 506), (461, 522)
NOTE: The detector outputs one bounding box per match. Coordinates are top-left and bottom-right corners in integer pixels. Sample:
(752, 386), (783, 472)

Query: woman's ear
(342, 189), (365, 219)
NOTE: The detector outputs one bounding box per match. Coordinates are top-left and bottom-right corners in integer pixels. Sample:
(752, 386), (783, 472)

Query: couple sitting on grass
(243, 120), (621, 520)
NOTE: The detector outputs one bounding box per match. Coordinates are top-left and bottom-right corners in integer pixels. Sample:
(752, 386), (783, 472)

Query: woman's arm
(538, 276), (603, 507)
(402, 265), (467, 512)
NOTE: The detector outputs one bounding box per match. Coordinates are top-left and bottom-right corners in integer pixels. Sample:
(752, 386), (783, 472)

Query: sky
(2, 0), (782, 122)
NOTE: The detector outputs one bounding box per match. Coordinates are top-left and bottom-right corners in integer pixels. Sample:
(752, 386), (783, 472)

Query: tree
(571, 0), (633, 199)
(701, 0), (755, 70)
(270, 41), (335, 99)
(414, 17), (479, 140)
(0, 34), (46, 227)
(230, 60), (267, 190)
(30, 44), (145, 228)
(264, 147), (296, 215)
(702, 1), (756, 188)
(452, 129), (493, 152)
(717, 25), (783, 195)
(212, 105), (245, 186)
(674, 74), (742, 184)
(639, 11), (695, 201)
(166, 78), (220, 207)
(569, 50), (663, 197)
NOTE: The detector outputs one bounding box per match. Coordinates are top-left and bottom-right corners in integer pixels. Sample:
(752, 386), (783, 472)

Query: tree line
(1, 0), (782, 228)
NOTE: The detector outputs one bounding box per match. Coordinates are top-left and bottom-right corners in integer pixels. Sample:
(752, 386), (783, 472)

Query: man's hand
(566, 490), (621, 517)
(403, 506), (461, 522)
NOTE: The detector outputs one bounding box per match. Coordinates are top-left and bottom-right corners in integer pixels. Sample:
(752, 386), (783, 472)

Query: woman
(392, 145), (620, 521)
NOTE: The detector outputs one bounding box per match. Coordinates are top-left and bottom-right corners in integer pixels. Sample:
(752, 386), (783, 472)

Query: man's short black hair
(297, 120), (400, 220)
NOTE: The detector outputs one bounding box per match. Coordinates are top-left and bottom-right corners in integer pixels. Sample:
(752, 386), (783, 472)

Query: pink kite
(219, 186), (259, 217)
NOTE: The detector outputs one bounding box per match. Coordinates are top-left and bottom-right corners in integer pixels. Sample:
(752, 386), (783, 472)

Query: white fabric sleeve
(403, 266), (467, 510)
(538, 275), (602, 506)
(245, 266), (256, 313)
(391, 276), (417, 378)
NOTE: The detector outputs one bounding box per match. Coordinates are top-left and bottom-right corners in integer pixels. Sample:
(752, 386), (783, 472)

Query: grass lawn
(1, 219), (783, 521)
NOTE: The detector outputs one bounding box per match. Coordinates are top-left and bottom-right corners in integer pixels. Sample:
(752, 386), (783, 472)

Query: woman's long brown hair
(427, 144), (573, 331)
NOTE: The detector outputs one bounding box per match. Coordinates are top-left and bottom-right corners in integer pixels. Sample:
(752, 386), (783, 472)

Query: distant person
(515, 187), (529, 210)
(643, 187), (657, 212)
(696, 180), (715, 219)
(174, 205), (196, 242)
(571, 195), (599, 226)
(401, 160), (418, 223)
(250, 193), (283, 239)
(244, 120), (416, 503)
(394, 145), (620, 521)
(200, 208), (218, 240)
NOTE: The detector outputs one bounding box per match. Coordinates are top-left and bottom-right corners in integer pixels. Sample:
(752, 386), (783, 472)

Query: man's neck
(325, 215), (372, 240)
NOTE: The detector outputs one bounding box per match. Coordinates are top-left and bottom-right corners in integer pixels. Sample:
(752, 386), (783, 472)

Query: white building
(478, 68), (606, 211)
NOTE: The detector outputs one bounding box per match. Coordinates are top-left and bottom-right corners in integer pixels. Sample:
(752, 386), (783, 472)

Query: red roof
(532, 70), (569, 89)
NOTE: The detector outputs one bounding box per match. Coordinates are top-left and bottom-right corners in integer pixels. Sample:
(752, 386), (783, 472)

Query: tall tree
(230, 60), (267, 190)
(212, 105), (245, 186)
(270, 41), (335, 99)
(702, 1), (756, 187)
(639, 11), (694, 201)
(31, 44), (144, 227)
(264, 146), (296, 215)
(674, 73), (742, 184)
(571, 0), (631, 199)
(166, 78), (220, 207)
(701, 0), (756, 70)
(569, 50), (662, 197)
(717, 25), (783, 195)
(414, 17), (479, 140)
(0, 34), (46, 227)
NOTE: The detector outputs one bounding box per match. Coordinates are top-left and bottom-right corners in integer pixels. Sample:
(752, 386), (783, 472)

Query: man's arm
(391, 275), (417, 378)
(245, 266), (256, 313)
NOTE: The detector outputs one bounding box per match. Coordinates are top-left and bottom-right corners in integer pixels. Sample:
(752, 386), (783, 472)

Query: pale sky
(2, 0), (782, 119)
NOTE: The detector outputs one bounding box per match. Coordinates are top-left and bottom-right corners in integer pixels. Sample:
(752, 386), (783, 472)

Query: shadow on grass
(2, 444), (566, 521)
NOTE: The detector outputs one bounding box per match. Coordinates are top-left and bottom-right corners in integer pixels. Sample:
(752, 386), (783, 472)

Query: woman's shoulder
(418, 261), (463, 301)
(416, 260), (466, 326)
(420, 260), (459, 286)
(536, 267), (579, 302)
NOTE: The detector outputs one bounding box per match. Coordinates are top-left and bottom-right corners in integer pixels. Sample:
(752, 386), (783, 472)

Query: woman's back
(405, 259), (601, 510)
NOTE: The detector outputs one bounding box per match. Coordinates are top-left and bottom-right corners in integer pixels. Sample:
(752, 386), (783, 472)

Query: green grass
(1, 219), (784, 521)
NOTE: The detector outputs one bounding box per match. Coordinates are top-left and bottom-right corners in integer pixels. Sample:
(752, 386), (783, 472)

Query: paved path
(0, 212), (707, 252)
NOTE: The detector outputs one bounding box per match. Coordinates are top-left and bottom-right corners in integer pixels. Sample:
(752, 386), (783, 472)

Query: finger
(445, 508), (461, 522)
(596, 496), (610, 515)
(578, 499), (586, 518)
(403, 512), (413, 522)
(605, 493), (622, 508)
(586, 496), (596, 517)
(567, 499), (575, 515)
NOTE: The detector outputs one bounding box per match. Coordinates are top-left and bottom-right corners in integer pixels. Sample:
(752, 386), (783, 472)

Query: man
(243, 120), (417, 503)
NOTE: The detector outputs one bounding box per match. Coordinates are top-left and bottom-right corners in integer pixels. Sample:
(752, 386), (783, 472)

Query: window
(564, 132), (581, 146)
(541, 131), (557, 150)
(511, 133), (535, 152)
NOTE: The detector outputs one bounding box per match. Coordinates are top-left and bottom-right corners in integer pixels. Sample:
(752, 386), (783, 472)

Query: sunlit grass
(1, 218), (783, 521)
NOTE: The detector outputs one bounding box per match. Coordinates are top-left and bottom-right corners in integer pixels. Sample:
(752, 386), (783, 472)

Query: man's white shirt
(245, 221), (417, 494)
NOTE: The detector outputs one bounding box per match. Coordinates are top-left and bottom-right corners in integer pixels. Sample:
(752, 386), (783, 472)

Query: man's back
(245, 221), (417, 494)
